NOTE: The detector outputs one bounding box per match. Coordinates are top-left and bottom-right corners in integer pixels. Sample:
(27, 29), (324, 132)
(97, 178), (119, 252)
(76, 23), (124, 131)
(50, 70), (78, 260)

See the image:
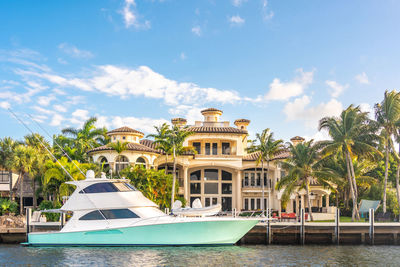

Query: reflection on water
(0, 244), (399, 266)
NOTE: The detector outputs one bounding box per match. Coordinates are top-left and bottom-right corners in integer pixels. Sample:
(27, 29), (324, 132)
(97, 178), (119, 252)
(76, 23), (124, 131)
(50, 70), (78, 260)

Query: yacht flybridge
(26, 171), (259, 246)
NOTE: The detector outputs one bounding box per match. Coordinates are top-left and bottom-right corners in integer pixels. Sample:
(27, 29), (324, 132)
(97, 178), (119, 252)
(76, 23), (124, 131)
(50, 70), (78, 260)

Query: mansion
(88, 108), (335, 219)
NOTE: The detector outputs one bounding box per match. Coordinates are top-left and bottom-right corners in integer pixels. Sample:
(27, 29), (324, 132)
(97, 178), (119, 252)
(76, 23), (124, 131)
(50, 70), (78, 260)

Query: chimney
(171, 118), (187, 127)
(234, 119), (250, 130)
(290, 136), (305, 146)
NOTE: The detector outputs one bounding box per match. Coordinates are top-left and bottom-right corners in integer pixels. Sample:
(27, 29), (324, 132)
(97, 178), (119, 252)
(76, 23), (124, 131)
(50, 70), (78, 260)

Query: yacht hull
(27, 219), (259, 246)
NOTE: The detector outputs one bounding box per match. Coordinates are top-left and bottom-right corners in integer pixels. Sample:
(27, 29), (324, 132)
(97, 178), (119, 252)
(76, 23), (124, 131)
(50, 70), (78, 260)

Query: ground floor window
(243, 197), (268, 211)
(189, 169), (233, 211)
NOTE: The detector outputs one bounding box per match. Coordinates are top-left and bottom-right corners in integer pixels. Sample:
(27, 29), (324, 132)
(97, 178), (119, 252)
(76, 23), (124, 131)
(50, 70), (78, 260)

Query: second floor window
(193, 142), (201, 154)
(205, 143), (211, 155)
(212, 143), (218, 155)
(222, 142), (230, 155)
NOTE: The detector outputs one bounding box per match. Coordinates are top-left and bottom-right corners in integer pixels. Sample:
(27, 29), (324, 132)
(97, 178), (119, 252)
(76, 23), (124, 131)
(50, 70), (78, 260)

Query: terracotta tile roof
(107, 126), (144, 136)
(243, 150), (290, 161)
(290, 136), (305, 141)
(234, 119), (250, 124)
(201, 108), (222, 114)
(186, 126), (248, 134)
(88, 142), (159, 154)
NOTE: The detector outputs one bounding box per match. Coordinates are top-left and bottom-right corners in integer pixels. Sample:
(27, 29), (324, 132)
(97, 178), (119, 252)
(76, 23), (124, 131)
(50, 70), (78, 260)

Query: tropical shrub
(0, 198), (18, 215)
(120, 166), (185, 209)
(38, 200), (61, 222)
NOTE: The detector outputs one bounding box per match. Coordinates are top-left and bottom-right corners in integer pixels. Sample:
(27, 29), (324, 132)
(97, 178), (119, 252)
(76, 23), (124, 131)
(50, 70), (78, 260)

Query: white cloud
(261, 69), (314, 101)
(180, 52), (186, 60)
(50, 113), (64, 126)
(168, 105), (204, 125)
(283, 95), (343, 129)
(57, 58), (68, 65)
(0, 101), (10, 109)
(37, 95), (56, 106)
(303, 129), (332, 142)
(229, 15), (245, 26)
(232, 0), (247, 7)
(191, 26), (201, 36)
(355, 72), (370, 84)
(96, 115), (169, 134)
(359, 102), (374, 119)
(53, 104), (67, 113)
(58, 43), (94, 59)
(121, 0), (150, 29)
(326, 80), (349, 98)
(262, 0), (274, 21)
(21, 65), (242, 106)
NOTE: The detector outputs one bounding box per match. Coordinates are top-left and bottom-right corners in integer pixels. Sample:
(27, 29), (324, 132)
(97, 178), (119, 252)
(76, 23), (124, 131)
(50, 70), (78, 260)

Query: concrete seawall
(2, 222), (400, 245)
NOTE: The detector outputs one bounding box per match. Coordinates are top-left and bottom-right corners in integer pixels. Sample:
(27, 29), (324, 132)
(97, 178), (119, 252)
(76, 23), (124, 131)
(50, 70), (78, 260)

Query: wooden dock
(239, 222), (400, 245)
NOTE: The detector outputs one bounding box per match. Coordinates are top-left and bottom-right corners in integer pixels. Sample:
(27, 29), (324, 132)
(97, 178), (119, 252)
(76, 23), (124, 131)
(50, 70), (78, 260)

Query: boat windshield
(79, 209), (140, 220)
(80, 182), (136, 194)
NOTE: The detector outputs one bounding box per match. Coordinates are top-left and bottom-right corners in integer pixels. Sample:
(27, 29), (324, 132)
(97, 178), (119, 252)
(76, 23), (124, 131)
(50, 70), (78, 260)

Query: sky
(0, 0), (399, 142)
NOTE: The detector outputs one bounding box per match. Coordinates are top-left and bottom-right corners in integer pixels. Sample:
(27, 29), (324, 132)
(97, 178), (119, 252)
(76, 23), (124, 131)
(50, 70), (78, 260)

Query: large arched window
(115, 155), (129, 173)
(135, 157), (146, 168)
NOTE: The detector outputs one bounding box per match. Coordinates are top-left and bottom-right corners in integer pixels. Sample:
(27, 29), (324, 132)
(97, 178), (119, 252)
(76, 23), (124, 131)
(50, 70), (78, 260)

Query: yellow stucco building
(88, 108), (335, 219)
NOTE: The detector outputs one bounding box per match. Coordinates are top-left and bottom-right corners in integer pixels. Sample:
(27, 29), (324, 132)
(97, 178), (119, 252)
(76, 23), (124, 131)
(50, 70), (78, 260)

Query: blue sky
(0, 0), (399, 142)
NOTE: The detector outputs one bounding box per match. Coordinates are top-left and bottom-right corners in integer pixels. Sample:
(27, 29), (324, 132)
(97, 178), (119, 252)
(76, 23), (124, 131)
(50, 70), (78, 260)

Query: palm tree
(61, 117), (107, 162)
(43, 157), (93, 202)
(375, 90), (400, 213)
(147, 123), (172, 174)
(277, 140), (335, 221)
(165, 125), (195, 208)
(322, 156), (377, 208)
(9, 144), (36, 214)
(108, 140), (128, 175)
(247, 128), (285, 216)
(319, 105), (382, 221)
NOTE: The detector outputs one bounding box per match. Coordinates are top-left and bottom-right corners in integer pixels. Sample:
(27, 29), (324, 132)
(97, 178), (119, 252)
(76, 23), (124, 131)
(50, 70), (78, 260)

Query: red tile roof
(186, 126), (247, 134)
(107, 127), (144, 136)
(243, 150), (290, 161)
(88, 141), (158, 154)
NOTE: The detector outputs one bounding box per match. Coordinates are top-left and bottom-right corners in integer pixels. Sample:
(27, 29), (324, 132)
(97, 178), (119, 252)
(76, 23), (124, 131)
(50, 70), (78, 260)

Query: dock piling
(334, 208), (340, 245)
(369, 208), (374, 245)
(300, 208), (305, 245)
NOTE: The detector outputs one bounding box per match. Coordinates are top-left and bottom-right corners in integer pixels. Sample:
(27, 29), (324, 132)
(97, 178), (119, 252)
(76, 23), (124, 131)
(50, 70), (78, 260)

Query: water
(0, 244), (399, 266)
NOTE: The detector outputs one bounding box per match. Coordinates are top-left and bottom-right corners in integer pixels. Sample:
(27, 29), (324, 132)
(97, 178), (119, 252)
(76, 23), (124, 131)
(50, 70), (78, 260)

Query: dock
(239, 222), (400, 245)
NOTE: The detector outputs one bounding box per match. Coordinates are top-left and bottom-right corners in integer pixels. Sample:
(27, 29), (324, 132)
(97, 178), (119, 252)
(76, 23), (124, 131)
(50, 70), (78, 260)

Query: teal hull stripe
(27, 220), (258, 246)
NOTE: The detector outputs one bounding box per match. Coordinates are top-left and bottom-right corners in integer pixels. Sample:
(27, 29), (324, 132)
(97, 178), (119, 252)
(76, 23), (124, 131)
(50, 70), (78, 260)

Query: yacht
(27, 171), (259, 246)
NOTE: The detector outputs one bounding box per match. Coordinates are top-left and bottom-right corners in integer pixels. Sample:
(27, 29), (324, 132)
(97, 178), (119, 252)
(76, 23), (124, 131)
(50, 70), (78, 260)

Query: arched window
(115, 155), (129, 173)
(99, 157), (110, 173)
(135, 157), (147, 168)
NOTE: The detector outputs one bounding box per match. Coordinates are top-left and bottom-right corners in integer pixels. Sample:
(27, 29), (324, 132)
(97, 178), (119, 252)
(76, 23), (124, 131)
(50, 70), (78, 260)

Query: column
(300, 194), (305, 211)
(236, 170), (242, 211)
(325, 194), (329, 209)
(278, 200), (282, 217)
(295, 196), (300, 215)
(183, 166), (189, 202)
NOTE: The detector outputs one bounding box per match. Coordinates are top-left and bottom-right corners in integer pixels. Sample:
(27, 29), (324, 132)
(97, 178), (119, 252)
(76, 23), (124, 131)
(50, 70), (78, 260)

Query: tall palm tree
(319, 105), (382, 221)
(9, 144), (36, 214)
(247, 128), (285, 216)
(277, 140), (335, 221)
(375, 90), (400, 213)
(61, 117), (107, 162)
(166, 125), (195, 208)
(147, 123), (172, 174)
(108, 140), (128, 175)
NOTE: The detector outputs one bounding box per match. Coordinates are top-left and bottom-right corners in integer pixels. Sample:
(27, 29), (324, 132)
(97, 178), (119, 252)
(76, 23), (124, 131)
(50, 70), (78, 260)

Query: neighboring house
(88, 108), (335, 219)
(0, 170), (19, 199)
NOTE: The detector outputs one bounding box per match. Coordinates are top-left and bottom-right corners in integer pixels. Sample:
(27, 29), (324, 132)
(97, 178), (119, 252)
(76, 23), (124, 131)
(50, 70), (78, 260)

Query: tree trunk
(19, 172), (24, 215)
(345, 151), (358, 221)
(170, 146), (176, 210)
(383, 139), (389, 213)
(306, 181), (313, 221)
(348, 153), (360, 220)
(165, 154), (168, 175)
(261, 159), (265, 217)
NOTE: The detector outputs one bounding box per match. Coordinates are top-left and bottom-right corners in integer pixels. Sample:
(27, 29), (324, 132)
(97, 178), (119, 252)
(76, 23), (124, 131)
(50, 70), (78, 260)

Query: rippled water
(1, 244), (399, 266)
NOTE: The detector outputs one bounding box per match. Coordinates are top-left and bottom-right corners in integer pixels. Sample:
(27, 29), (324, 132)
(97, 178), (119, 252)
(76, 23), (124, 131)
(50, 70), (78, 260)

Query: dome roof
(107, 126), (144, 136)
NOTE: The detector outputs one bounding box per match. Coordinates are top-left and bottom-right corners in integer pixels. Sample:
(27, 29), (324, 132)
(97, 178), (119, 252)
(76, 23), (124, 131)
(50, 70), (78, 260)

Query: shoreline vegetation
(0, 90), (400, 223)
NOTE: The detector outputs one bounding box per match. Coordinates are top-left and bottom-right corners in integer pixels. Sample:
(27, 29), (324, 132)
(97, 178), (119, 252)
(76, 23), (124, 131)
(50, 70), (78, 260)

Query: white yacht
(27, 171), (259, 246)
